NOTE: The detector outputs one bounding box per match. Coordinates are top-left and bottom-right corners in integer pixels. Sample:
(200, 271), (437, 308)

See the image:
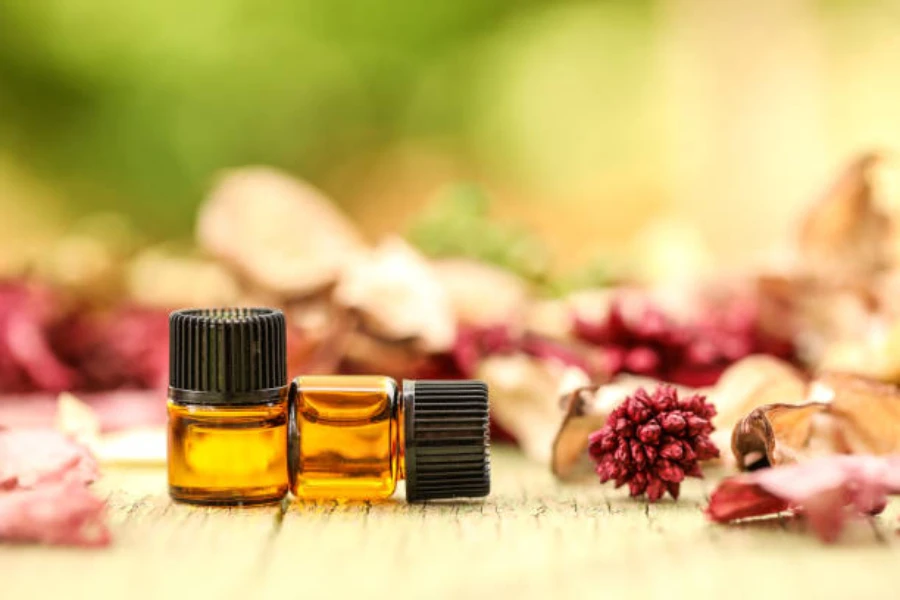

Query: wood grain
(2, 446), (899, 599)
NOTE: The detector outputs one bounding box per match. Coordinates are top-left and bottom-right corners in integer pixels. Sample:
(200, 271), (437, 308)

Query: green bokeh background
(1, 0), (898, 272)
(0, 1), (655, 236)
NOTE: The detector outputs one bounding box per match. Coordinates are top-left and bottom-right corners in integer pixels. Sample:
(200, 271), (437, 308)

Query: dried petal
(0, 429), (98, 489)
(660, 412), (686, 434)
(637, 421), (661, 444)
(0, 481), (110, 547)
(707, 455), (900, 543)
(646, 477), (666, 502)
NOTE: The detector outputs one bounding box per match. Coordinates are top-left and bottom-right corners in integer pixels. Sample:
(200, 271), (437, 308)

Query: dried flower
(574, 296), (793, 387)
(0, 481), (111, 547)
(706, 455), (900, 543)
(0, 428), (109, 547)
(51, 306), (169, 391)
(453, 325), (601, 379)
(0, 281), (77, 393)
(588, 386), (719, 501)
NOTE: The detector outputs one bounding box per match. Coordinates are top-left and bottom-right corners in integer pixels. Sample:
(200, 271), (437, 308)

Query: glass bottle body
(289, 375), (402, 500)
(167, 395), (289, 505)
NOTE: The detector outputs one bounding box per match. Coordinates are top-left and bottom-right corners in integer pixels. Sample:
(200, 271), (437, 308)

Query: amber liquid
(167, 400), (289, 505)
(290, 376), (400, 500)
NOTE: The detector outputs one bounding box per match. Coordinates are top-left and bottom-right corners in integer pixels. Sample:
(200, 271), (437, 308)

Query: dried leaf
(707, 455), (900, 543)
(731, 373), (900, 469)
(799, 152), (892, 284)
(711, 355), (807, 429)
(478, 355), (588, 463)
(550, 376), (680, 480)
(551, 386), (612, 480)
(822, 373), (900, 454)
(126, 247), (242, 308)
(197, 167), (367, 296)
(334, 237), (455, 353)
(732, 403), (831, 470)
(432, 258), (531, 328)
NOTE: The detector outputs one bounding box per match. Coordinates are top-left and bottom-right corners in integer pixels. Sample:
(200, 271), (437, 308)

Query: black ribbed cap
(169, 308), (287, 403)
(403, 380), (490, 502)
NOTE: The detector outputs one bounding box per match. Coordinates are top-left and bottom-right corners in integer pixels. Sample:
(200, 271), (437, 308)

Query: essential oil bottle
(167, 308), (289, 505)
(289, 376), (490, 502)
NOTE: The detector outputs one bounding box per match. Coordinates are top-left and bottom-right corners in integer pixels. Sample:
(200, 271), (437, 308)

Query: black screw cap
(403, 379), (491, 502)
(169, 307), (287, 404)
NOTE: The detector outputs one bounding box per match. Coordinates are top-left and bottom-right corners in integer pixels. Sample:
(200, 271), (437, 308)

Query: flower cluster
(588, 385), (719, 501)
(0, 281), (168, 393)
(575, 297), (794, 387)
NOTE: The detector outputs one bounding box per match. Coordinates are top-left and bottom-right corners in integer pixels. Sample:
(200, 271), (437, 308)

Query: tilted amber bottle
(167, 308), (289, 505)
(289, 376), (490, 502)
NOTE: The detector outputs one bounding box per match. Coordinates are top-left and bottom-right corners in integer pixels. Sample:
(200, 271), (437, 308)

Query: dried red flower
(453, 324), (601, 379)
(0, 280), (169, 395)
(588, 385), (719, 501)
(706, 455), (900, 543)
(574, 296), (794, 387)
(0, 282), (77, 393)
(51, 307), (169, 391)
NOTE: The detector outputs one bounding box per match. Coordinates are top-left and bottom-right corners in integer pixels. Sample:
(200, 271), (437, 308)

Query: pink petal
(706, 479), (792, 522)
(706, 455), (900, 542)
(0, 481), (110, 547)
(0, 429), (98, 489)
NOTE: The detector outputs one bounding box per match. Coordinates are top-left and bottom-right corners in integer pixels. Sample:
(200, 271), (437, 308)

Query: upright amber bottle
(167, 308), (289, 505)
(289, 376), (490, 502)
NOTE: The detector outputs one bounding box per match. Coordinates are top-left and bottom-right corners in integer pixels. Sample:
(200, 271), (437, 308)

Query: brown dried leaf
(126, 247), (242, 308)
(480, 356), (589, 464)
(820, 373), (900, 454)
(731, 373), (900, 470)
(799, 152), (891, 283)
(551, 386), (610, 481)
(334, 238), (455, 352)
(197, 167), (367, 296)
(732, 403), (830, 470)
(431, 258), (531, 328)
(711, 355), (807, 429)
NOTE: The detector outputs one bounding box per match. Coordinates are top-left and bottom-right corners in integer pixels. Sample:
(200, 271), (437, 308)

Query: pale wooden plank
(1, 446), (899, 599)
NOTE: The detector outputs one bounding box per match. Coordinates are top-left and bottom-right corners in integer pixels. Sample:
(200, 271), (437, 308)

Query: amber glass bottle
(289, 376), (490, 502)
(167, 308), (289, 505)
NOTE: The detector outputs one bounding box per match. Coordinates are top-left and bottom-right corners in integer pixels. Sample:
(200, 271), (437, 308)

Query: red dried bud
(637, 421), (661, 444)
(588, 385), (719, 502)
(660, 412), (687, 434)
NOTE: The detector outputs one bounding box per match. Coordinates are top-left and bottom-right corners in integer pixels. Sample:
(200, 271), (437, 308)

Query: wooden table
(2, 446), (898, 599)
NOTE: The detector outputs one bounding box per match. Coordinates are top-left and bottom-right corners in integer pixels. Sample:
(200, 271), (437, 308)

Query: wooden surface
(3, 446), (900, 599)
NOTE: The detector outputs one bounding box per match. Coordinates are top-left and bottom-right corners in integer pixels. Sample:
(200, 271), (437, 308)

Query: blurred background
(3, 0), (900, 275)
